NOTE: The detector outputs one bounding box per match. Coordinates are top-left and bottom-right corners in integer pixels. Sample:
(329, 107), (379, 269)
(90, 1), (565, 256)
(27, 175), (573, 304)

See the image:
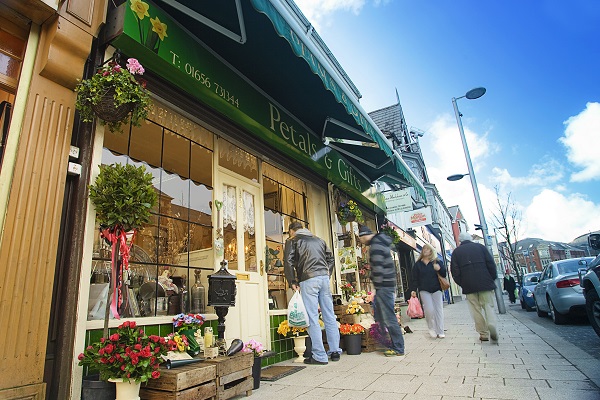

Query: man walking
(284, 222), (341, 365)
(451, 232), (499, 342)
(358, 226), (405, 357)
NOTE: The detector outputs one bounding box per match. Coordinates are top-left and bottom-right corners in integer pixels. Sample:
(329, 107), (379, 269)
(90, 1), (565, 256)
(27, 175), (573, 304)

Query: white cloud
(491, 157), (564, 188)
(294, 0), (389, 29)
(524, 189), (600, 242)
(560, 102), (600, 182)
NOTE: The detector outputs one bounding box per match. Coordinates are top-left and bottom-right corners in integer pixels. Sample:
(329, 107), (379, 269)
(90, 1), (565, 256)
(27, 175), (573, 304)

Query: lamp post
(448, 87), (506, 314)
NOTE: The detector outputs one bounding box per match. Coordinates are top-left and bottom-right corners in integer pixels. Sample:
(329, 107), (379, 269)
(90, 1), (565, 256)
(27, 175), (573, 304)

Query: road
(506, 300), (600, 360)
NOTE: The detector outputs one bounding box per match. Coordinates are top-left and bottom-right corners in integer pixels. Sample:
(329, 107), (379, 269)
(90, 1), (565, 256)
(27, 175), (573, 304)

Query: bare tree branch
(491, 186), (524, 284)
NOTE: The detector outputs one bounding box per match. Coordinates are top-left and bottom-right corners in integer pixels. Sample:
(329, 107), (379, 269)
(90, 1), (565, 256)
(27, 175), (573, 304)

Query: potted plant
(75, 58), (151, 133)
(337, 200), (363, 225)
(277, 319), (308, 362)
(340, 283), (354, 301)
(339, 323), (365, 355)
(172, 313), (205, 356)
(380, 222), (401, 244)
(346, 301), (365, 324)
(77, 321), (168, 399)
(241, 339), (270, 390)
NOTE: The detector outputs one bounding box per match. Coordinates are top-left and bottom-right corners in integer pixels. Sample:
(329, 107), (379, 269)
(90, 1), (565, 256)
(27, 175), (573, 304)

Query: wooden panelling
(0, 15), (82, 391)
(0, 383), (45, 399)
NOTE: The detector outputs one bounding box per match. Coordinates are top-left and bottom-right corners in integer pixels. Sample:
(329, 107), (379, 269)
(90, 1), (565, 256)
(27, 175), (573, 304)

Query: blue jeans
(299, 275), (341, 362)
(374, 286), (405, 354)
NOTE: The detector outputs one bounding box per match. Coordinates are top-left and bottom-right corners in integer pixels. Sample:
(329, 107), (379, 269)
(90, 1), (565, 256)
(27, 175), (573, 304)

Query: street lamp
(448, 87), (506, 314)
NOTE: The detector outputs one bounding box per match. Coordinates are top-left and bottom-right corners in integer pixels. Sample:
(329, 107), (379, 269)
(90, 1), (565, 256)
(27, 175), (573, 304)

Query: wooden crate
(203, 352), (253, 400)
(140, 362), (216, 400)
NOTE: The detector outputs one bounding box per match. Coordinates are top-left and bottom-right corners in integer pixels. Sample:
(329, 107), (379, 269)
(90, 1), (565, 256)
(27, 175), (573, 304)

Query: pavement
(244, 296), (600, 400)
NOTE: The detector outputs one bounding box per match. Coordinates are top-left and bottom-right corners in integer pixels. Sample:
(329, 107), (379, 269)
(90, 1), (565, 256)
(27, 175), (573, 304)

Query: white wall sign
(383, 188), (412, 215)
(403, 206), (432, 229)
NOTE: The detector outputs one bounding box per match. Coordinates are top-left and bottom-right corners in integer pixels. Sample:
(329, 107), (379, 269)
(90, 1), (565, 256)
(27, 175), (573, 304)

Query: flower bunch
(369, 322), (392, 347)
(173, 313), (205, 332)
(277, 320), (307, 337)
(339, 323), (365, 335)
(337, 200), (363, 225)
(340, 283), (354, 293)
(75, 58), (151, 133)
(380, 222), (401, 244)
(358, 263), (371, 276)
(346, 301), (365, 316)
(77, 321), (168, 383)
(165, 332), (189, 353)
(241, 339), (265, 357)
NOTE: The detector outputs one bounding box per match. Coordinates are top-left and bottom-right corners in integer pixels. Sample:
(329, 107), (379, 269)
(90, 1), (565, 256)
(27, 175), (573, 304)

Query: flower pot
(252, 357), (261, 390)
(292, 336), (307, 363)
(91, 87), (134, 123)
(344, 334), (362, 355)
(180, 328), (200, 356)
(352, 314), (362, 324)
(108, 378), (141, 400)
(81, 375), (115, 400)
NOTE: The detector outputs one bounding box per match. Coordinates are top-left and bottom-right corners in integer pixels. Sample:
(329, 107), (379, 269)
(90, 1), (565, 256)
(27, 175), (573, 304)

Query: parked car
(579, 233), (600, 338)
(534, 257), (594, 324)
(519, 272), (541, 311)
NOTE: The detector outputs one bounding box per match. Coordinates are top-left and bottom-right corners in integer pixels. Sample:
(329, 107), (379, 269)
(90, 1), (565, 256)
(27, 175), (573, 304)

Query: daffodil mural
(130, 0), (168, 53)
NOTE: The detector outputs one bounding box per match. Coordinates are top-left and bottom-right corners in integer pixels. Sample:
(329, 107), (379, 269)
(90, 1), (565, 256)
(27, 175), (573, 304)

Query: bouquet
(173, 313), (205, 332)
(165, 332), (190, 353)
(277, 319), (307, 337)
(369, 322), (392, 347)
(346, 301), (365, 316)
(241, 339), (265, 357)
(340, 283), (354, 294)
(337, 200), (363, 225)
(77, 321), (168, 383)
(339, 323), (365, 335)
(75, 58), (151, 133)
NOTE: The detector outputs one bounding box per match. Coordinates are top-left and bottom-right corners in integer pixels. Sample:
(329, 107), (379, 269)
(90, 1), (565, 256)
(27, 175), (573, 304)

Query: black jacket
(368, 233), (396, 289)
(450, 240), (497, 294)
(412, 259), (447, 293)
(284, 229), (334, 287)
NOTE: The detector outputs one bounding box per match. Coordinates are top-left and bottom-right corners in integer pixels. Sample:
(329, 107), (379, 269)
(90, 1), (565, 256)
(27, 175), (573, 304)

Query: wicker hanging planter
(90, 87), (135, 123)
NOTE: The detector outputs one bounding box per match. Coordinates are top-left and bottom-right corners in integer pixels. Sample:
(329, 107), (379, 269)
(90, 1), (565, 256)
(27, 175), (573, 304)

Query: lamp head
(465, 87), (486, 100)
(447, 173), (468, 181)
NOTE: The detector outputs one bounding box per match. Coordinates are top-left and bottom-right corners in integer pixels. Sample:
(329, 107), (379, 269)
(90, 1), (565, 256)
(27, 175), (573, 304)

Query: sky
(293, 0), (600, 243)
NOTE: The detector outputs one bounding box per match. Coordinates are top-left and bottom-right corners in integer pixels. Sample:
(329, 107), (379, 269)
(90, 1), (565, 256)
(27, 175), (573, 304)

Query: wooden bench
(140, 362), (216, 400)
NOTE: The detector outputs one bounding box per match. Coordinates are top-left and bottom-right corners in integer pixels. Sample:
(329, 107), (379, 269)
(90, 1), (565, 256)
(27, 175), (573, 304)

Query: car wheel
(585, 290), (600, 338)
(548, 297), (568, 325)
(520, 300), (526, 310)
(535, 298), (547, 317)
(525, 301), (534, 312)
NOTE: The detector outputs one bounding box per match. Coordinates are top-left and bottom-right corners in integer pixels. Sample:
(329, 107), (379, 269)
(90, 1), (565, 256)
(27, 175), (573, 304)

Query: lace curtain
(223, 184), (237, 229)
(243, 190), (255, 235)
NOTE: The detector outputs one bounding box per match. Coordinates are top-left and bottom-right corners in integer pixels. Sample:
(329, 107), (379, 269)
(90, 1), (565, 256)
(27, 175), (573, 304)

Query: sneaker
(330, 352), (340, 362)
(303, 356), (328, 365)
(479, 336), (489, 341)
(437, 334), (445, 339)
(384, 349), (404, 357)
(428, 329), (437, 338)
(490, 334), (498, 342)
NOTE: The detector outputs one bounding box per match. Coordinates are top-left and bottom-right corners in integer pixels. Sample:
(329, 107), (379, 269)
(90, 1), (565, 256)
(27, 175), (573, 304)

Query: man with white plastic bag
(284, 222), (341, 365)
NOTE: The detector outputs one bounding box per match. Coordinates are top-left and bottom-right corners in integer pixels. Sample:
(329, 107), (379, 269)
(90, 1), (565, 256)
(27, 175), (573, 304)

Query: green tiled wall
(263, 314), (296, 366)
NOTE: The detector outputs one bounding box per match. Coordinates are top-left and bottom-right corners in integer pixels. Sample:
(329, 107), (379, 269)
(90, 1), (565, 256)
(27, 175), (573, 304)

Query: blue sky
(294, 0), (600, 243)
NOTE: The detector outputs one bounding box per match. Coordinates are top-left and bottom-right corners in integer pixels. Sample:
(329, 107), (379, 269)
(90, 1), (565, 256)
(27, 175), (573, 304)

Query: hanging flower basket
(75, 58), (151, 133)
(337, 200), (363, 225)
(90, 87), (135, 123)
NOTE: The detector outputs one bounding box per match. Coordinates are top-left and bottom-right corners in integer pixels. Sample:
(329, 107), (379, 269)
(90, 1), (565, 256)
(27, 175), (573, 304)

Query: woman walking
(412, 244), (447, 338)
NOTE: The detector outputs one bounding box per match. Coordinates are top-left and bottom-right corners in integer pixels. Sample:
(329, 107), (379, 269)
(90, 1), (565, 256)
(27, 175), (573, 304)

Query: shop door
(219, 172), (267, 345)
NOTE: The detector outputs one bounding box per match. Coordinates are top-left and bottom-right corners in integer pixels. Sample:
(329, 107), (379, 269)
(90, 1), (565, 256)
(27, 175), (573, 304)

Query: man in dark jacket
(284, 222), (341, 365)
(451, 232), (499, 342)
(358, 226), (405, 357)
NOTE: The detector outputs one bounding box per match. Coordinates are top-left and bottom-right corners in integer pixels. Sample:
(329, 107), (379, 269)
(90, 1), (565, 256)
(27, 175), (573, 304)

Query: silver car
(534, 257), (594, 324)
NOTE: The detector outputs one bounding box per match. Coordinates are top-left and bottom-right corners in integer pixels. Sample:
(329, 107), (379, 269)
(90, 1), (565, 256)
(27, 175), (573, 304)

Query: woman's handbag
(437, 273), (450, 291)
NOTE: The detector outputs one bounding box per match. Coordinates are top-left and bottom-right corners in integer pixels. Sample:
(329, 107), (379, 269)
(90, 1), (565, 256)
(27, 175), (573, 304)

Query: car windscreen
(557, 259), (591, 275)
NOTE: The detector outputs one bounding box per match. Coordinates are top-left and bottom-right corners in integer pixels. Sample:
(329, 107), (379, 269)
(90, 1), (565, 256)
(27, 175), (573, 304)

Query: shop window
(262, 163), (307, 310)
(89, 102), (214, 320)
(218, 138), (258, 181)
